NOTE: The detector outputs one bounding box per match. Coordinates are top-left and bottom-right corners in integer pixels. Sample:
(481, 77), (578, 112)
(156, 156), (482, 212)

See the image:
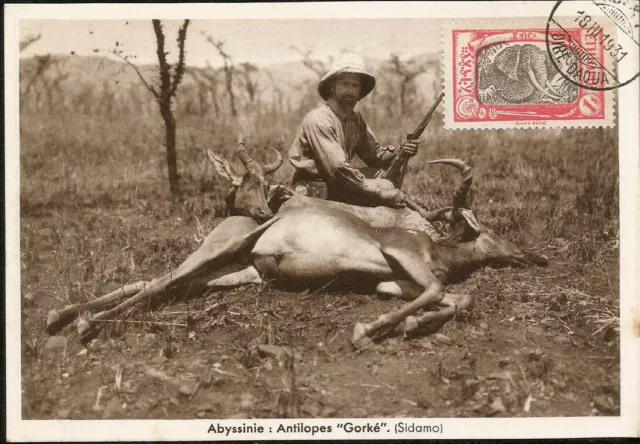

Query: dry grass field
(20, 106), (619, 419)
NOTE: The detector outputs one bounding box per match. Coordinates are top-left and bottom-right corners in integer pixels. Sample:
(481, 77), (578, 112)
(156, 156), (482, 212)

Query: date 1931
(575, 11), (628, 62)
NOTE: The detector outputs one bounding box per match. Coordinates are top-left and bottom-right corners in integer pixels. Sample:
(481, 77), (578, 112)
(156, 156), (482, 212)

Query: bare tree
(238, 62), (261, 104)
(187, 66), (221, 116)
(19, 33), (45, 110)
(20, 54), (52, 110)
(153, 19), (190, 195)
(41, 61), (70, 112)
(20, 34), (42, 52)
(19, 55), (72, 113)
(388, 54), (427, 116)
(207, 38), (237, 117)
(290, 45), (328, 78)
(264, 69), (291, 121)
(119, 20), (190, 195)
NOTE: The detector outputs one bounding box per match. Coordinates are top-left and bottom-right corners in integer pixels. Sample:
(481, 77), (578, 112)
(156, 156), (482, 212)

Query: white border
(5, 2), (639, 441)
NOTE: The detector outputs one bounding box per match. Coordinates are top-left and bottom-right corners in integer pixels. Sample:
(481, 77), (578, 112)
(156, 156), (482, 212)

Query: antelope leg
(77, 265), (216, 340)
(47, 281), (149, 335)
(77, 216), (280, 340)
(353, 280), (444, 347)
(443, 292), (473, 311)
(352, 233), (445, 347)
(77, 276), (175, 340)
(404, 292), (467, 337)
(206, 266), (263, 288)
(376, 279), (422, 301)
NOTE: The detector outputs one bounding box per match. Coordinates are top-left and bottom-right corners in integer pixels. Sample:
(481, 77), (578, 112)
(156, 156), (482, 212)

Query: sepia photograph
(5, 1), (639, 441)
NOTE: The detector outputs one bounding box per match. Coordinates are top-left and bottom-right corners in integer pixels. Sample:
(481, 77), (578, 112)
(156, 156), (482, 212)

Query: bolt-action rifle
(375, 92), (445, 186)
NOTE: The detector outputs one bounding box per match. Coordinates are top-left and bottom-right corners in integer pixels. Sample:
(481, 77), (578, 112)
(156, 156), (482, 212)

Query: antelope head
(208, 135), (284, 222)
(427, 159), (548, 275)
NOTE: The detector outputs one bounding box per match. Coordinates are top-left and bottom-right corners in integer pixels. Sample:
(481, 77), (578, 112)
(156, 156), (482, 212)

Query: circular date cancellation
(545, 0), (639, 91)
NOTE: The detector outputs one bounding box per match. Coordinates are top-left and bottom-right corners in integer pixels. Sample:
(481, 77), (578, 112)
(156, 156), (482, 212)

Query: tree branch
(207, 37), (237, 116)
(116, 53), (158, 98)
(152, 19), (172, 102)
(20, 34), (41, 52)
(21, 54), (52, 107)
(290, 45), (325, 77)
(170, 19), (190, 98)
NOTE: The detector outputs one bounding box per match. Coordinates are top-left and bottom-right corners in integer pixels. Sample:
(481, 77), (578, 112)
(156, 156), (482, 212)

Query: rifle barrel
(376, 92), (444, 181)
(408, 92), (444, 140)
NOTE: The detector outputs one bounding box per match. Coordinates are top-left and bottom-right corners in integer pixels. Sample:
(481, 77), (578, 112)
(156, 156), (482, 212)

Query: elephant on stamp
(478, 43), (577, 105)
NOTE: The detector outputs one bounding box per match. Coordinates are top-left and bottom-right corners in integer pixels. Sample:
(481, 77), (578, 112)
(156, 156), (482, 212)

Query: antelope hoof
(77, 318), (92, 339)
(404, 316), (419, 338)
(46, 310), (63, 335)
(78, 319), (102, 343)
(47, 307), (84, 335)
(351, 323), (374, 350)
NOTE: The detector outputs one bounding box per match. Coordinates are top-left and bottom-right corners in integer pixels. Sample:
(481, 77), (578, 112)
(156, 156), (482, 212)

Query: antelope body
(46, 137), (547, 347)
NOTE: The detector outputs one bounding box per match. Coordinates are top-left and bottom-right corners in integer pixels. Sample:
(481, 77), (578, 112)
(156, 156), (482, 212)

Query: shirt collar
(326, 98), (357, 121)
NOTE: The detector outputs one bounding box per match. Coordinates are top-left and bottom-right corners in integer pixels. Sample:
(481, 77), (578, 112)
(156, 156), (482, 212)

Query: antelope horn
(262, 148), (283, 175)
(404, 200), (454, 222)
(401, 194), (451, 222)
(427, 158), (473, 208)
(236, 134), (259, 173)
(424, 206), (454, 222)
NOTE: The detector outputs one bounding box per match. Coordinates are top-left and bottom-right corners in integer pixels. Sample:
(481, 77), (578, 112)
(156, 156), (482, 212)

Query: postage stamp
(442, 20), (618, 129)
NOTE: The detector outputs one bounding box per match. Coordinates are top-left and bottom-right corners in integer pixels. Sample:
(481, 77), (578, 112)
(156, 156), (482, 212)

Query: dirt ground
(21, 206), (620, 420)
(18, 106), (620, 420)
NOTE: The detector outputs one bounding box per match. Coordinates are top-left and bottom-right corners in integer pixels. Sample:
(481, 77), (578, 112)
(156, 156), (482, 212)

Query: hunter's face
(332, 73), (361, 108)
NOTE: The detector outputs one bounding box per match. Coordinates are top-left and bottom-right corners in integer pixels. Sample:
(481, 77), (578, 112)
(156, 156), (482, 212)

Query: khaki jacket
(289, 100), (397, 204)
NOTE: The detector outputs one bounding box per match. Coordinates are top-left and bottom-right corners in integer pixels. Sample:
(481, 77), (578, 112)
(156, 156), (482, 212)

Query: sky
(19, 19), (441, 68)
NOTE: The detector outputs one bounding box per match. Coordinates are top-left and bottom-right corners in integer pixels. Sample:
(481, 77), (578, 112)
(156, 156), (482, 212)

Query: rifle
(375, 92), (444, 184)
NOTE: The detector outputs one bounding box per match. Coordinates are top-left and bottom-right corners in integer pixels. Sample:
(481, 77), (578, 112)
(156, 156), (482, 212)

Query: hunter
(289, 52), (420, 207)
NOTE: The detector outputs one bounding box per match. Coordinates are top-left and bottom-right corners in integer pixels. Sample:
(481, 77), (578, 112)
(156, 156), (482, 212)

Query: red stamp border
(451, 27), (607, 124)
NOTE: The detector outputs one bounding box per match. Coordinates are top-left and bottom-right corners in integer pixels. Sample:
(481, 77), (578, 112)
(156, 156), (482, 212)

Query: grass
(20, 105), (619, 285)
(19, 105), (620, 419)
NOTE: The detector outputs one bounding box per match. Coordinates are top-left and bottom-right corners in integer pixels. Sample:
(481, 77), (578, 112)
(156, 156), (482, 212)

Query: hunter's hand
(400, 139), (420, 157)
(378, 188), (406, 208)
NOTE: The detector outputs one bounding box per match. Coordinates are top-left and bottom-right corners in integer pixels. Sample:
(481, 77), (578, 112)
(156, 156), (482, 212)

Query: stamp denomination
(443, 21), (616, 129)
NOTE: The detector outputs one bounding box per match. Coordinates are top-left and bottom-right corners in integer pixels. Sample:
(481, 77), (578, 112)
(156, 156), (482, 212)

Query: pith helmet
(317, 52), (376, 101)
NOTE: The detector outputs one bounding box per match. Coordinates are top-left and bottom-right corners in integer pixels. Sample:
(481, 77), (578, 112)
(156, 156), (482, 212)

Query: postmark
(546, 0), (639, 91)
(443, 20), (616, 129)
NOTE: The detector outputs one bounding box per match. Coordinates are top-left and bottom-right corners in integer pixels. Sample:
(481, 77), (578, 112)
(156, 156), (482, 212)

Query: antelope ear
(208, 150), (243, 186)
(495, 46), (521, 81)
(459, 208), (480, 234)
(267, 185), (293, 213)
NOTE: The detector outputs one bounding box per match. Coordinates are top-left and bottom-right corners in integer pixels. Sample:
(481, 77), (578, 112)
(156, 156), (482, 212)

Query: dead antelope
(47, 149), (547, 347)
